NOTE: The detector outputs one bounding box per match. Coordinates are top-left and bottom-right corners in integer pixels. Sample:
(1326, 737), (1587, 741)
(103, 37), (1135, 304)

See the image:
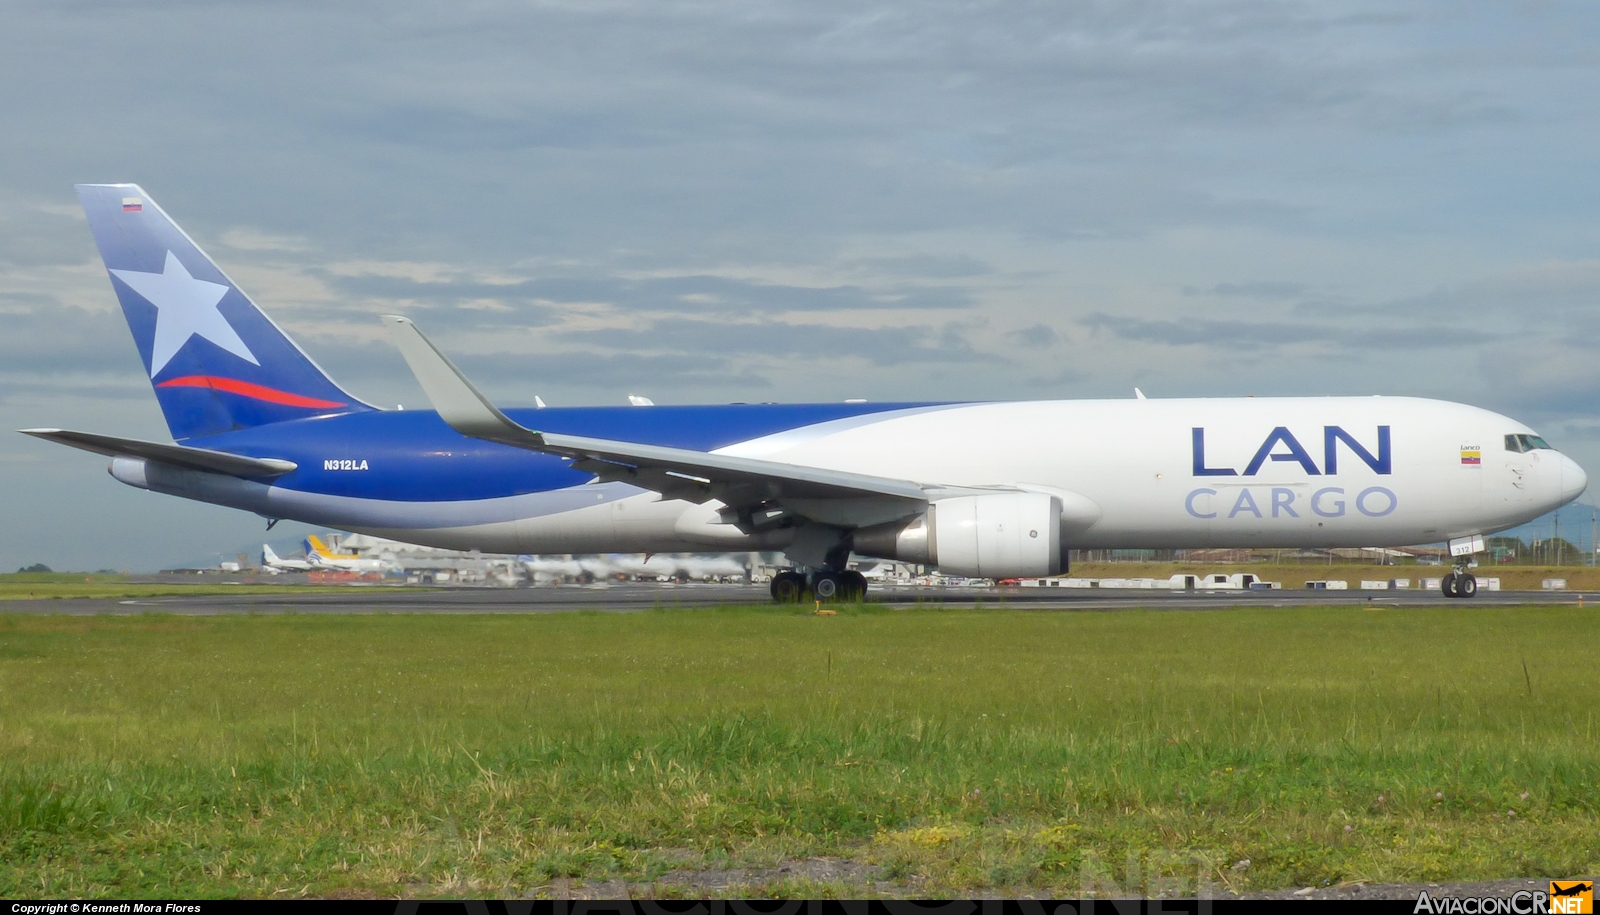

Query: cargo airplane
(20, 185), (1589, 601)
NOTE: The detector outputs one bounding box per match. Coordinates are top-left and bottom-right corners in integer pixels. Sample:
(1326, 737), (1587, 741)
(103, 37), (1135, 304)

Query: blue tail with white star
(76, 184), (374, 441)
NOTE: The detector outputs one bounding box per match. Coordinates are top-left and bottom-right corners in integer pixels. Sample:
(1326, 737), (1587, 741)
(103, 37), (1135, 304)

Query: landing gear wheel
(770, 570), (807, 603)
(1441, 571), (1459, 597)
(841, 570), (868, 601)
(1458, 574), (1477, 598)
(812, 572), (841, 602)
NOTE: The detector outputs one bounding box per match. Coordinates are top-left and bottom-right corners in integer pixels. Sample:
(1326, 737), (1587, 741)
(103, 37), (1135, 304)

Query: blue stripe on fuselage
(182, 402), (948, 502)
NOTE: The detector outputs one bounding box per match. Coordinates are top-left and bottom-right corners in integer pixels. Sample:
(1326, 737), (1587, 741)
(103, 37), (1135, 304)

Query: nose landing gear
(1441, 568), (1478, 598)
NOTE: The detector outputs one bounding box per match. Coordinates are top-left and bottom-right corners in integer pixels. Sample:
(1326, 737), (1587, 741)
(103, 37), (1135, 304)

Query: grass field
(1070, 562), (1600, 592)
(9, 561), (1595, 602)
(1, 604), (1596, 898)
(0, 572), (351, 601)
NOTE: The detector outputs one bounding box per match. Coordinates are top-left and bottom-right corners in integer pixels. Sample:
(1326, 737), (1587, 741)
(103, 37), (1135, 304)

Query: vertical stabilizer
(76, 184), (373, 440)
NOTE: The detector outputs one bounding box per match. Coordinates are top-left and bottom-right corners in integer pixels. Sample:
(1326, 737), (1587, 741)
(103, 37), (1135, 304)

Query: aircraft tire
(1458, 574), (1477, 598)
(813, 573), (841, 602)
(841, 570), (868, 601)
(771, 571), (807, 603)
(1440, 571), (1459, 597)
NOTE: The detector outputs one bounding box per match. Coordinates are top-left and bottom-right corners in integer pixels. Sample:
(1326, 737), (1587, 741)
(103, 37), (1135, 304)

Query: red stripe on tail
(156, 375), (347, 409)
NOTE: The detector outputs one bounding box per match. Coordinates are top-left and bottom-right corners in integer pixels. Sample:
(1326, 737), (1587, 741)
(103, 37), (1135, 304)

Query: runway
(2, 582), (1589, 615)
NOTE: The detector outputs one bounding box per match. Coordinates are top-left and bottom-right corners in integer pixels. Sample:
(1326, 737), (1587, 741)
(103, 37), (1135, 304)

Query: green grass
(1, 604), (1596, 897)
(0, 572), (355, 600)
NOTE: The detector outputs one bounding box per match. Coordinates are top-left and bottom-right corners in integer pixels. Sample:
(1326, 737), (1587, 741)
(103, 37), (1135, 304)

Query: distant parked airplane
(303, 535), (390, 574)
(260, 543), (311, 573)
(20, 184), (1588, 602)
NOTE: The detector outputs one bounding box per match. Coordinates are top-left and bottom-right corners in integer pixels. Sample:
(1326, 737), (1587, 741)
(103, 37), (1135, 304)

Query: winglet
(381, 315), (543, 448)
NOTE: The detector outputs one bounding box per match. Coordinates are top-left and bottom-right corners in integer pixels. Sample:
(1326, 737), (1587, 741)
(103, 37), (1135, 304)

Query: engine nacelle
(853, 492), (1066, 579)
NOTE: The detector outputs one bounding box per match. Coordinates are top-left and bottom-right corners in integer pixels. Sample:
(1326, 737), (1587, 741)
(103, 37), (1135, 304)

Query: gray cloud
(0, 302), (142, 377)
(1005, 324), (1061, 348)
(1081, 312), (1489, 350)
(841, 254), (993, 280)
(1184, 281), (1310, 298)
(319, 271), (975, 315)
(310, 337), (774, 396)
(556, 318), (994, 366)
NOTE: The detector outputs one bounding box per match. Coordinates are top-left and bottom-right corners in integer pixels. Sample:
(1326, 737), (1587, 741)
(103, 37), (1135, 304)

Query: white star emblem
(110, 250), (260, 376)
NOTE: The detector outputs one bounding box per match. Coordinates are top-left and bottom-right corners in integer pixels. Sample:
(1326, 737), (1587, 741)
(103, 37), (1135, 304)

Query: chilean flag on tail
(75, 184), (374, 440)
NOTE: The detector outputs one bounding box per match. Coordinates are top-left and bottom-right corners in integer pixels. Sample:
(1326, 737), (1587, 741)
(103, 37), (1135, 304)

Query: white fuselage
(306, 552), (388, 573)
(355, 396), (1584, 556)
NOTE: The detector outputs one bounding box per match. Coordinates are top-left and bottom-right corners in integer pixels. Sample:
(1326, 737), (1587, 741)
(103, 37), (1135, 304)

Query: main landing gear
(1441, 567), (1478, 598)
(769, 569), (868, 603)
(771, 570), (807, 603)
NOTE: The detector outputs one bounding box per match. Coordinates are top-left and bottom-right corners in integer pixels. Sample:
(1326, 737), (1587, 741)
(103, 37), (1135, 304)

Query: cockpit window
(1505, 433), (1552, 453)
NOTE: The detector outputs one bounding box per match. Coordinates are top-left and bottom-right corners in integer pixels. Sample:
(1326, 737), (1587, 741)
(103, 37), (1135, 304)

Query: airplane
(303, 534), (391, 574)
(261, 542), (312, 572)
(517, 553), (746, 583)
(673, 554), (749, 582)
(609, 553), (749, 582)
(518, 555), (587, 583)
(18, 184), (1590, 602)
(607, 553), (682, 581)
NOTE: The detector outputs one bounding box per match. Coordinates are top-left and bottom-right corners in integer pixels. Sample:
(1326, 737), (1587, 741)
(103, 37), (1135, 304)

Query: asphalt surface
(3, 581), (1592, 615)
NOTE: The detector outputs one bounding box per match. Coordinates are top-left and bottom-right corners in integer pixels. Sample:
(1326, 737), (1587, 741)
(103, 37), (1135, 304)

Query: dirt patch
(534, 869), (1586, 900)
(540, 858), (887, 898)
(1239, 876), (1582, 901)
(657, 857), (884, 891)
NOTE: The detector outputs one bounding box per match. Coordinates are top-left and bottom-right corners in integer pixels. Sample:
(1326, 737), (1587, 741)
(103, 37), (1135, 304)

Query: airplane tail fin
(75, 184), (374, 441)
(263, 544), (281, 564)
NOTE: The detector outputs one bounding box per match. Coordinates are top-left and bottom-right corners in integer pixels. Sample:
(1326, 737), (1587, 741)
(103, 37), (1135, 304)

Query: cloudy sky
(3, 1), (1598, 571)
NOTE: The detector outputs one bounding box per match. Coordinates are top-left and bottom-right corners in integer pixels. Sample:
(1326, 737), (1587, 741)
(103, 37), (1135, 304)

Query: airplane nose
(1559, 454), (1588, 503)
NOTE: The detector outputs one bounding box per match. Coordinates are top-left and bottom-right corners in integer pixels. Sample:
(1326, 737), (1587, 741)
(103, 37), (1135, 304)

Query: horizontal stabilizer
(17, 428), (297, 478)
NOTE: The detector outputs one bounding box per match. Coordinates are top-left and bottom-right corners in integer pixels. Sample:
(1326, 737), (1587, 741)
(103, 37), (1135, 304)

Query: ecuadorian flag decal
(1461, 446), (1482, 465)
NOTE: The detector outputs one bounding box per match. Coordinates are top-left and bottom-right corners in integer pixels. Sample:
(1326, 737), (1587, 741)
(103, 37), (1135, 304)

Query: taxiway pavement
(1, 582), (1588, 615)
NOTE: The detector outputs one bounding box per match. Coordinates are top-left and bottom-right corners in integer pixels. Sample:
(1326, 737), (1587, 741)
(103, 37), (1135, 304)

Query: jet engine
(852, 492), (1068, 579)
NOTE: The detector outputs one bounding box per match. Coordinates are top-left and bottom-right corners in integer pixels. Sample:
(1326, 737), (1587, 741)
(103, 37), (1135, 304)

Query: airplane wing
(18, 428), (297, 478)
(382, 315), (930, 528)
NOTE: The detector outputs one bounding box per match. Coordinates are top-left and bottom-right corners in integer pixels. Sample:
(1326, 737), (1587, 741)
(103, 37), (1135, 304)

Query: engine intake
(853, 492), (1068, 579)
